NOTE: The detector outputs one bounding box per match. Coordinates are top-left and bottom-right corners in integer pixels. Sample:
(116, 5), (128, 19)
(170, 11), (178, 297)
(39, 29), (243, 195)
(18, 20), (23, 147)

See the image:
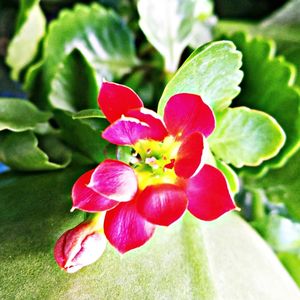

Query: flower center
(130, 136), (181, 190)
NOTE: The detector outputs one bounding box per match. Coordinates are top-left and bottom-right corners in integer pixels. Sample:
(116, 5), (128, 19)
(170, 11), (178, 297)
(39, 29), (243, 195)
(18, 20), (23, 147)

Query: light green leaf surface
(209, 107), (286, 168)
(72, 109), (105, 120)
(0, 169), (299, 299)
(0, 98), (51, 132)
(6, 0), (46, 80)
(243, 149), (300, 222)
(137, 0), (199, 72)
(157, 41), (243, 115)
(54, 110), (111, 163)
(0, 131), (71, 171)
(49, 49), (99, 111)
(42, 3), (137, 97)
(226, 32), (300, 176)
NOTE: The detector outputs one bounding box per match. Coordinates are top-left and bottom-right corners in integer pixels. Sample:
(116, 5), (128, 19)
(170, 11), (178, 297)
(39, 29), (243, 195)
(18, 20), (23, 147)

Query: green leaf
(0, 98), (51, 132)
(208, 107), (286, 168)
(42, 3), (137, 98)
(1, 169), (300, 299)
(49, 49), (99, 112)
(226, 32), (300, 176)
(54, 110), (112, 163)
(72, 109), (105, 120)
(6, 0), (46, 80)
(215, 159), (240, 194)
(283, 46), (300, 86)
(157, 41), (243, 115)
(279, 253), (300, 287)
(243, 149), (300, 222)
(137, 0), (199, 72)
(0, 131), (71, 171)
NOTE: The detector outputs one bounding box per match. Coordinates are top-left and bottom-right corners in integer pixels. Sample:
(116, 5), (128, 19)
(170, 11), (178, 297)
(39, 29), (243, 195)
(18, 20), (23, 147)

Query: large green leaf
(0, 131), (71, 171)
(226, 32), (300, 176)
(42, 3), (137, 99)
(54, 110), (112, 163)
(137, 0), (199, 72)
(157, 41), (243, 115)
(1, 169), (299, 299)
(0, 98), (51, 132)
(208, 107), (285, 168)
(243, 149), (300, 222)
(49, 49), (99, 112)
(6, 0), (46, 80)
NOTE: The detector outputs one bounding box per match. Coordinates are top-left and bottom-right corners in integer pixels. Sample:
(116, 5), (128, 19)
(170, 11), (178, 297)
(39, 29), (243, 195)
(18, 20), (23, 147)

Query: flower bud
(54, 213), (106, 273)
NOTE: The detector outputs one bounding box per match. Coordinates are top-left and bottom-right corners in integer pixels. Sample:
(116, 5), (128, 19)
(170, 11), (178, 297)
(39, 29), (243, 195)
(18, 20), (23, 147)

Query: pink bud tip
(54, 217), (107, 273)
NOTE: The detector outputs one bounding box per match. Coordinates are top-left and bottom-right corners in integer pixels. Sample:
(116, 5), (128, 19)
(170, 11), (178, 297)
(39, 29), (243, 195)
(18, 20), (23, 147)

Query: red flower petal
(163, 93), (215, 138)
(104, 201), (155, 253)
(102, 116), (151, 145)
(186, 164), (236, 221)
(88, 160), (138, 202)
(72, 170), (119, 212)
(174, 132), (204, 179)
(137, 184), (187, 226)
(98, 81), (143, 123)
(125, 107), (168, 141)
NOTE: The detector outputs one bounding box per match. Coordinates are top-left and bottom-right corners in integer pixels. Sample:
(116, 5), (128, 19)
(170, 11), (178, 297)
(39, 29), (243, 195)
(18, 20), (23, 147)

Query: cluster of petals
(71, 81), (236, 254)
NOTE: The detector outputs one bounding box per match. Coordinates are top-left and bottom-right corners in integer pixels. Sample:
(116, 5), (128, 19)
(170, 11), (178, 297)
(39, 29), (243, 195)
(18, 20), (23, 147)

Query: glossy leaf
(226, 32), (300, 176)
(42, 3), (137, 97)
(0, 131), (71, 171)
(72, 109), (105, 120)
(209, 107), (286, 168)
(157, 41), (243, 115)
(1, 170), (300, 299)
(6, 0), (46, 80)
(49, 50), (99, 112)
(0, 98), (51, 132)
(137, 0), (199, 72)
(54, 110), (113, 163)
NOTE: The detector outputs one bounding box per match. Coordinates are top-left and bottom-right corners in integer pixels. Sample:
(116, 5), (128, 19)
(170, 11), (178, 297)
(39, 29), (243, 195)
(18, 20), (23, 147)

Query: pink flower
(54, 214), (106, 273)
(72, 82), (236, 254)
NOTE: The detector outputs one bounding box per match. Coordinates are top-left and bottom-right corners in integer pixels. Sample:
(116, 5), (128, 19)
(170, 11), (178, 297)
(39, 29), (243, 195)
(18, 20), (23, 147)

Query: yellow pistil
(132, 136), (181, 190)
